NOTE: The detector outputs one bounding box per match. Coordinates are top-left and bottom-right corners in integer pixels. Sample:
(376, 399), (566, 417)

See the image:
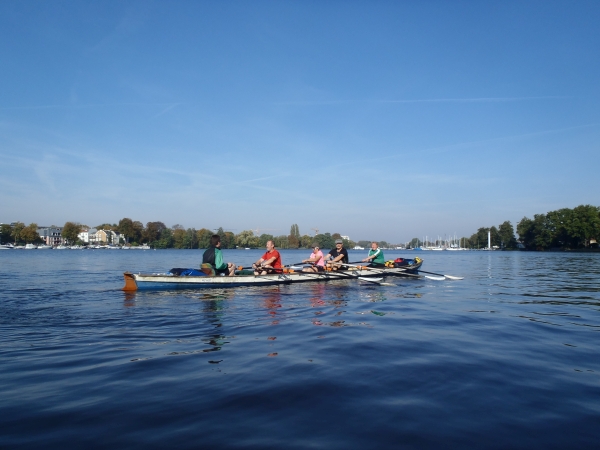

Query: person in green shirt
(362, 241), (385, 267)
(202, 234), (235, 276)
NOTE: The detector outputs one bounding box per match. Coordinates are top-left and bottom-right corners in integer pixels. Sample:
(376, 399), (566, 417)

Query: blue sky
(1, 1), (598, 242)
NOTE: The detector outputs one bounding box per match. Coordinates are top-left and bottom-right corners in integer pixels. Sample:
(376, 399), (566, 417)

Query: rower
(324, 239), (349, 271)
(253, 240), (282, 275)
(202, 235), (236, 276)
(362, 241), (385, 267)
(302, 243), (325, 272)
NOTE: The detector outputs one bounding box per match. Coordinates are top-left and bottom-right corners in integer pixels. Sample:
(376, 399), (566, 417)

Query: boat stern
(122, 272), (138, 291)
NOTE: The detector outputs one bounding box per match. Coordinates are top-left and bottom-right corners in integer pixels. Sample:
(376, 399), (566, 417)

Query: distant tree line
(515, 204), (600, 250)
(432, 204), (600, 251)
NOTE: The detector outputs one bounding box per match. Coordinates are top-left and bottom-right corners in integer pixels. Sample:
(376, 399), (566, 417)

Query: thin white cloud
(378, 96), (573, 103)
(152, 103), (182, 119)
(0, 103), (177, 110)
(272, 96), (572, 106)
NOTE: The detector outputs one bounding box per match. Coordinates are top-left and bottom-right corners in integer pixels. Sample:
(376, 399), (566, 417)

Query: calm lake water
(1, 249), (599, 449)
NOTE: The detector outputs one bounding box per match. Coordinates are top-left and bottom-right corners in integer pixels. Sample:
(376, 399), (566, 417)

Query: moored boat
(123, 258), (423, 291)
(25, 244), (37, 249)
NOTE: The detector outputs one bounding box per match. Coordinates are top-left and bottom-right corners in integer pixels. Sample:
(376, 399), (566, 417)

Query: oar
(236, 262), (305, 271)
(348, 263), (449, 281)
(392, 267), (462, 280)
(416, 269), (463, 280)
(341, 263), (426, 280)
(357, 277), (396, 286)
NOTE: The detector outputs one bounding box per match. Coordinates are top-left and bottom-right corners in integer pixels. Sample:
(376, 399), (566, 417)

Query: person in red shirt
(253, 240), (282, 275)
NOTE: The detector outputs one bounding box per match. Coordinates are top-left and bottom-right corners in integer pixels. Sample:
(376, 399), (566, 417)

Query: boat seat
(200, 263), (216, 276)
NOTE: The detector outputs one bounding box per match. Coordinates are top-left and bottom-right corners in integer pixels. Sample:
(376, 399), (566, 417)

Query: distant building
(78, 228), (98, 243)
(37, 226), (64, 246)
(341, 235), (350, 241)
(96, 229), (121, 245)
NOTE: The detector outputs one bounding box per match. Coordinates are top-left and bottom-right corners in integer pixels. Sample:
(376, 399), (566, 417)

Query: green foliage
(196, 228), (213, 249)
(314, 233), (335, 249)
(408, 238), (422, 248)
(299, 235), (313, 248)
(0, 224), (12, 244)
(236, 230), (259, 248)
(143, 222), (167, 244)
(273, 235), (289, 249)
(62, 222), (81, 245)
(172, 228), (187, 249)
(154, 227), (174, 249)
(118, 218), (135, 244)
(96, 223), (117, 231)
(287, 234), (299, 248)
(357, 240), (370, 248)
(290, 224), (300, 239)
(21, 223), (42, 244)
(258, 234), (274, 247)
(11, 222), (25, 244)
(498, 221), (517, 249)
(517, 205), (600, 250)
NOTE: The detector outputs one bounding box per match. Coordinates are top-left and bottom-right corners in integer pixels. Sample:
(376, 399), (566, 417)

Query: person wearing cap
(324, 239), (349, 271)
(302, 243), (325, 272)
(362, 241), (385, 267)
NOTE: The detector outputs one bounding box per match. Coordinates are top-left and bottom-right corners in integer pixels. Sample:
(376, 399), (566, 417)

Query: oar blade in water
(424, 275), (445, 281)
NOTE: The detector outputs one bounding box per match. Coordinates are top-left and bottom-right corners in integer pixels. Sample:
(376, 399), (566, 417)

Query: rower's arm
(262, 257), (276, 266)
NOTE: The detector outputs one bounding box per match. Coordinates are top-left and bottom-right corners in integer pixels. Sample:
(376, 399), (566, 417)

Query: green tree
(0, 224), (12, 244)
(118, 218), (136, 244)
(290, 224), (300, 239)
(11, 222), (25, 244)
(154, 227), (174, 248)
(143, 222), (167, 244)
(469, 227), (490, 249)
(273, 235), (289, 249)
(498, 221), (517, 249)
(62, 222), (81, 245)
(236, 230), (259, 248)
(220, 230), (236, 249)
(258, 234), (274, 247)
(196, 228), (213, 248)
(408, 238), (422, 249)
(299, 235), (313, 248)
(314, 233), (334, 249)
(21, 223), (42, 243)
(288, 224), (300, 247)
(173, 228), (187, 248)
(569, 205), (600, 248)
(96, 223), (117, 231)
(131, 221), (144, 244)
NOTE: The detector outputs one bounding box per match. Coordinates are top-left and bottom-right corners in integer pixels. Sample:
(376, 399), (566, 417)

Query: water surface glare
(1, 250), (599, 449)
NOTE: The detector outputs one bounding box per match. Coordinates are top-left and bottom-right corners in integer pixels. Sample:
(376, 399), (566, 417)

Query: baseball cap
(335, 239), (343, 244)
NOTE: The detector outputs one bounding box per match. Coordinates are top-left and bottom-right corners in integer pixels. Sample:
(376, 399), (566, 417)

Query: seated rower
(362, 241), (385, 267)
(324, 239), (349, 271)
(253, 240), (282, 275)
(202, 234), (236, 276)
(302, 243), (325, 272)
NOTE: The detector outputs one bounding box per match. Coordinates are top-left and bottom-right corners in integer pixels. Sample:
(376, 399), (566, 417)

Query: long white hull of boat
(123, 263), (423, 291)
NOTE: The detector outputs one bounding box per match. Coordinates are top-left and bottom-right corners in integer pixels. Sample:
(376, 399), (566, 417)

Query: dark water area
(1, 249), (599, 449)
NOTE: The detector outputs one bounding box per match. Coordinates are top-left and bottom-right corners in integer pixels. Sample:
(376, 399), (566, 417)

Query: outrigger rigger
(122, 258), (427, 291)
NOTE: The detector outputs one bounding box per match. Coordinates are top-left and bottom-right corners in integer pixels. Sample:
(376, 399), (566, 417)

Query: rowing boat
(122, 259), (423, 291)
